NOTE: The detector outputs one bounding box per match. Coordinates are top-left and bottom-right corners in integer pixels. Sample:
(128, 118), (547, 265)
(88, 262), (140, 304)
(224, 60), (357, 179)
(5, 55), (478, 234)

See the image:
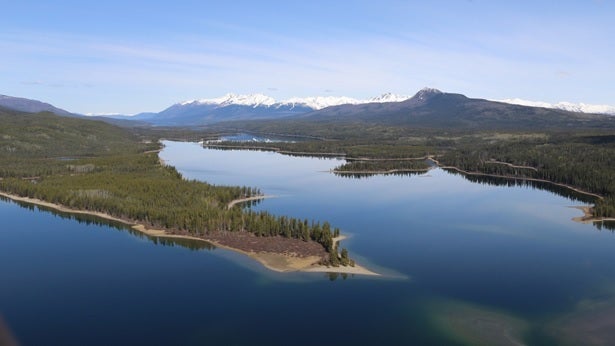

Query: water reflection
(334, 171), (425, 179)
(595, 221), (615, 232)
(220, 133), (298, 143)
(5, 141), (615, 345)
(446, 169), (598, 204)
(0, 195), (216, 252)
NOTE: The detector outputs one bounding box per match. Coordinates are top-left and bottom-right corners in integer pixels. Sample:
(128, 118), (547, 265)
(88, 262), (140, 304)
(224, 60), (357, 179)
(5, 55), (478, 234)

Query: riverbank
(0, 191), (378, 276)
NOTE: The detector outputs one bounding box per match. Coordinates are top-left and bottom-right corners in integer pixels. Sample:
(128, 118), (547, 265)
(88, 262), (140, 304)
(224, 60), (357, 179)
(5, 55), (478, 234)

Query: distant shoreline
(203, 143), (603, 204)
(0, 191), (378, 276)
(333, 168), (429, 175)
(427, 157), (604, 201)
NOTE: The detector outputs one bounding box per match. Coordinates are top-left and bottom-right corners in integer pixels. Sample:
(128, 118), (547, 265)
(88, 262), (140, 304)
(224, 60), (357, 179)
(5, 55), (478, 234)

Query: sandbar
(227, 195), (275, 209)
(570, 205), (615, 224)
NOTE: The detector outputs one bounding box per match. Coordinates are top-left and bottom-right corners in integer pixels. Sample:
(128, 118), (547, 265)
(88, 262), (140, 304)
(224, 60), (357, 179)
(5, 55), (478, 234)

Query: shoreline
(204, 144), (346, 157)
(333, 168), (429, 175)
(204, 143), (602, 204)
(0, 191), (378, 276)
(427, 157), (605, 201)
(227, 195), (274, 209)
(570, 205), (615, 224)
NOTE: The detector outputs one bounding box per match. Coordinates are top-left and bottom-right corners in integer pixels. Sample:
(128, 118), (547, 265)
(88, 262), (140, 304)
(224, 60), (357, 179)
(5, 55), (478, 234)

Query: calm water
(2, 141), (615, 345)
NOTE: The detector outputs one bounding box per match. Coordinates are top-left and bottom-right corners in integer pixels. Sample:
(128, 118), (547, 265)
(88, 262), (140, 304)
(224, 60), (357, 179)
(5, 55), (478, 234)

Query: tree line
(0, 110), (351, 267)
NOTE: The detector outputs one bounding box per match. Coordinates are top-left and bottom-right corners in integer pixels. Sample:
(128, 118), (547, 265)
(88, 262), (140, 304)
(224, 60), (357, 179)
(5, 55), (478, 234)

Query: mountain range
(105, 92), (412, 126)
(1, 88), (614, 130)
(0, 94), (73, 116)
(495, 98), (615, 115)
(281, 88), (615, 130)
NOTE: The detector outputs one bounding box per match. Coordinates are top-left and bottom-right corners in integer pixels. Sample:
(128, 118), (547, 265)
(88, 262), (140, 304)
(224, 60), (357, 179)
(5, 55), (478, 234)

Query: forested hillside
(202, 128), (615, 224)
(0, 108), (347, 266)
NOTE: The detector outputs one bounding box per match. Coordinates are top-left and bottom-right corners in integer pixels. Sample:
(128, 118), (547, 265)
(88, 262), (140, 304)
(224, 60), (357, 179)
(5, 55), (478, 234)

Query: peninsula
(0, 109), (372, 275)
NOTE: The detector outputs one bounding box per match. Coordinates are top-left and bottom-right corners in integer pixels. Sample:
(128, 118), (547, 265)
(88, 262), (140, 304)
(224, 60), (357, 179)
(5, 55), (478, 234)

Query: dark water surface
(2, 141), (615, 345)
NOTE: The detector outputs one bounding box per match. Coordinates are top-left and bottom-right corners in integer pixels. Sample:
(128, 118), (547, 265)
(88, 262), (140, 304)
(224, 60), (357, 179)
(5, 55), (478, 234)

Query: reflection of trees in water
(444, 170), (615, 233)
(235, 198), (263, 209)
(203, 145), (344, 159)
(326, 272), (351, 281)
(147, 236), (216, 251)
(334, 171), (424, 179)
(595, 221), (615, 232)
(446, 170), (597, 204)
(2, 196), (216, 251)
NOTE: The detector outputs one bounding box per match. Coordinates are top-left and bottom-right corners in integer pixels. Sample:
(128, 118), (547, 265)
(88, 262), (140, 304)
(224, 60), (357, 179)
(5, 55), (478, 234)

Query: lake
(2, 140), (615, 345)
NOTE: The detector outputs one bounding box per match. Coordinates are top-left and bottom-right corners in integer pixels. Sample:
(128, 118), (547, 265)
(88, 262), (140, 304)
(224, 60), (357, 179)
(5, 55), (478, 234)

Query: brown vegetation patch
(171, 229), (329, 259)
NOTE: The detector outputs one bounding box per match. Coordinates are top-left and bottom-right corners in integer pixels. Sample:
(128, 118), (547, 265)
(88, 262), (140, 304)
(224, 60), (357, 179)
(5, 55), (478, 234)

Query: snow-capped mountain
(118, 87), (614, 126)
(178, 92), (412, 112)
(134, 92), (415, 125)
(78, 92), (414, 124)
(367, 92), (411, 103)
(181, 93), (277, 108)
(278, 96), (362, 110)
(295, 88), (615, 130)
(496, 98), (615, 115)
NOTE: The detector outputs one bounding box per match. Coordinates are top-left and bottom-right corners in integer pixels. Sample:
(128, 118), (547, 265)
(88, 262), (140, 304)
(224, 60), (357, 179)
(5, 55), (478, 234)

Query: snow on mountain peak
(178, 89), (435, 111)
(280, 93), (412, 110)
(367, 93), (410, 103)
(414, 87), (442, 99)
(496, 98), (615, 115)
(279, 96), (362, 110)
(181, 93), (276, 108)
(177, 88), (614, 116)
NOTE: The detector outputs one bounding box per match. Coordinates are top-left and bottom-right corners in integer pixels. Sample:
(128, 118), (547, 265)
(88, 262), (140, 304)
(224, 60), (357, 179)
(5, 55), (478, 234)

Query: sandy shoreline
(227, 195), (274, 209)
(570, 205), (615, 224)
(0, 191), (378, 276)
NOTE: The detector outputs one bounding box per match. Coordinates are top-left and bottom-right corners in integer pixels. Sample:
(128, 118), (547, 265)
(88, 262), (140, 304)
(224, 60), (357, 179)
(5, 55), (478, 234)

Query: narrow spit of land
(0, 191), (379, 276)
(570, 206), (615, 224)
(226, 195), (274, 209)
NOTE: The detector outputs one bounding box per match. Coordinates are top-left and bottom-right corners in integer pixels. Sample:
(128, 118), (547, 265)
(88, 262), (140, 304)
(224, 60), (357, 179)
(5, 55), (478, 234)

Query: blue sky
(1, 0), (613, 114)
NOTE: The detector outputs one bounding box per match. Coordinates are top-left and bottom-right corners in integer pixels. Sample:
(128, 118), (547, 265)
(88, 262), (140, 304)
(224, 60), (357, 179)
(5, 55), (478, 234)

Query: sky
(1, 0), (614, 114)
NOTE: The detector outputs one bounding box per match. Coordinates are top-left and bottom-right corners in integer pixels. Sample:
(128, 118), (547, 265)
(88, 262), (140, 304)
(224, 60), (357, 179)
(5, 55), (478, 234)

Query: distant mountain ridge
(120, 92), (412, 126)
(2, 89), (614, 129)
(245, 88), (615, 131)
(0, 94), (148, 127)
(178, 92), (411, 110)
(0, 94), (73, 116)
(496, 98), (615, 115)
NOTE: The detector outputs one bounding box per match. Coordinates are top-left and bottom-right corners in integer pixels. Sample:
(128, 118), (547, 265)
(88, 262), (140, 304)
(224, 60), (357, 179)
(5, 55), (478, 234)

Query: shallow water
(1, 140), (614, 345)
